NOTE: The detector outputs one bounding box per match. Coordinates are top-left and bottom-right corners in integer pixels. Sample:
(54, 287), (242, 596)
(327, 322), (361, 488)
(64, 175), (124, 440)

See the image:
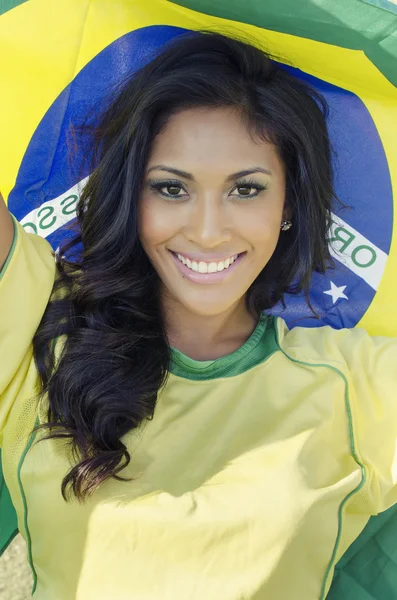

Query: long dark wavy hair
(32, 30), (339, 502)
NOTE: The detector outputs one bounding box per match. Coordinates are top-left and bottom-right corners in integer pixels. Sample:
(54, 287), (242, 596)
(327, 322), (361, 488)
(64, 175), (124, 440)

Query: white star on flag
(323, 281), (348, 304)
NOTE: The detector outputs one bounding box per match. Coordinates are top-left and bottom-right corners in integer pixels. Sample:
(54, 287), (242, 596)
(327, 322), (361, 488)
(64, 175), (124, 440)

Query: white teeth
(208, 262), (218, 273)
(175, 253), (240, 273)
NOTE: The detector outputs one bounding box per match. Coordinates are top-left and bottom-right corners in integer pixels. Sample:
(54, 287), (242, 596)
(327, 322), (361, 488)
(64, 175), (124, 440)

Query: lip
(169, 250), (246, 284)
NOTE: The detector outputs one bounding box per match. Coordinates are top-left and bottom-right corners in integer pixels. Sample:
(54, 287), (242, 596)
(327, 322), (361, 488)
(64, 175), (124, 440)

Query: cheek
(138, 198), (175, 252)
(241, 207), (283, 254)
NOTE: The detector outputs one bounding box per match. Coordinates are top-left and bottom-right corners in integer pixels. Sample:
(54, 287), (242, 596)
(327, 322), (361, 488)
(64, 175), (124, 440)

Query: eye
(230, 180), (267, 199)
(149, 180), (188, 199)
(236, 186), (257, 197)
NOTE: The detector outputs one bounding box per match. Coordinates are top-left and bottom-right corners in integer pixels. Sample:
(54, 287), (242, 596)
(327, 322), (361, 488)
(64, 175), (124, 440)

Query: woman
(0, 30), (396, 600)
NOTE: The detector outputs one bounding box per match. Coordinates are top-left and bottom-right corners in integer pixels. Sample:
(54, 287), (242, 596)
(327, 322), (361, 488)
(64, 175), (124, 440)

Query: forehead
(148, 107), (284, 179)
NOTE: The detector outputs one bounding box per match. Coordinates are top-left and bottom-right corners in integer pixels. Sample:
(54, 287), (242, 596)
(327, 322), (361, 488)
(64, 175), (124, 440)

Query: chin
(180, 298), (239, 318)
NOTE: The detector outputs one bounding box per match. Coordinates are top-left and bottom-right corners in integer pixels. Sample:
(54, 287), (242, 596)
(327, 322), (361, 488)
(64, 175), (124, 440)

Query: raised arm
(0, 192), (14, 271)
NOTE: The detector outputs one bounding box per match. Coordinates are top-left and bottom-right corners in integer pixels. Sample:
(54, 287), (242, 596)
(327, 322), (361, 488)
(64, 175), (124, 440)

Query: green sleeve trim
(17, 416), (40, 595)
(0, 213), (18, 282)
(274, 323), (367, 600)
(0, 449), (19, 556)
(0, 527), (18, 557)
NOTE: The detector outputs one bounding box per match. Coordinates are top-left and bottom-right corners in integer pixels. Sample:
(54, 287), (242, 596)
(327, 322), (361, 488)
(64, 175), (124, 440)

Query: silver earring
(280, 220), (292, 231)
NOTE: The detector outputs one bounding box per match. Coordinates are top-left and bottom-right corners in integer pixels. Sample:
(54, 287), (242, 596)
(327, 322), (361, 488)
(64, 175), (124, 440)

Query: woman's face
(139, 106), (287, 318)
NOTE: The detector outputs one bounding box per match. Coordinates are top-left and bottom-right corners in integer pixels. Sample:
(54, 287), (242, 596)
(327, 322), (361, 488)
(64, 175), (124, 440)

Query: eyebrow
(146, 165), (272, 181)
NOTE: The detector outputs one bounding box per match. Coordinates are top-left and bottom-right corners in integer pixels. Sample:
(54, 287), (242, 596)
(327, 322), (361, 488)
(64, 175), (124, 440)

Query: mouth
(168, 250), (246, 284)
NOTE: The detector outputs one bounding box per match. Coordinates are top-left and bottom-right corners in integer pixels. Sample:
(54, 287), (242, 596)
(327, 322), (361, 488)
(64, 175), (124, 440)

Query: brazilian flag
(0, 1), (397, 599)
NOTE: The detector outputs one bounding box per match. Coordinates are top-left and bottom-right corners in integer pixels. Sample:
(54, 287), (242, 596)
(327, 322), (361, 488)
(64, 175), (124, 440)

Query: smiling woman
(30, 31), (337, 476)
(1, 29), (397, 600)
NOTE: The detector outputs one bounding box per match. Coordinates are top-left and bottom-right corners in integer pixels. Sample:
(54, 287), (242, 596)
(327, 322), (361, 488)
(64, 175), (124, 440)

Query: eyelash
(148, 178), (268, 200)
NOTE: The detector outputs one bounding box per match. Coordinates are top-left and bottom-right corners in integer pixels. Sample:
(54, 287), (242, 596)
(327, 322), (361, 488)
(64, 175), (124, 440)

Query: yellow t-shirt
(1, 218), (397, 600)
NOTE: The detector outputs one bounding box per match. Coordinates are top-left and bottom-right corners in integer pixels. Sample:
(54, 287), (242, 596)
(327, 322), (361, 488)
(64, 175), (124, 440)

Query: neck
(162, 293), (258, 361)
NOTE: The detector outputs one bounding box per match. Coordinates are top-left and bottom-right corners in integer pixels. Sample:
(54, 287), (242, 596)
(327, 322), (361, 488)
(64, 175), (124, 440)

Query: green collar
(169, 314), (279, 380)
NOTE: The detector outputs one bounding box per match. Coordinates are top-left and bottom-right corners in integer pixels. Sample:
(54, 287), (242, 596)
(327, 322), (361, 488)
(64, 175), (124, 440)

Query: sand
(0, 535), (32, 600)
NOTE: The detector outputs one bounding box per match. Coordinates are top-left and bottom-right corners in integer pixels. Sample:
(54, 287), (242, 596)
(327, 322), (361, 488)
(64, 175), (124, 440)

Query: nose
(183, 194), (232, 248)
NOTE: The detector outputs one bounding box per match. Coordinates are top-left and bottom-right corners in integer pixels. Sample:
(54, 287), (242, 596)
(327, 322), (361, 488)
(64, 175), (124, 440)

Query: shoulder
(0, 216), (56, 401)
(274, 316), (397, 375)
(273, 316), (397, 513)
(1, 215), (55, 289)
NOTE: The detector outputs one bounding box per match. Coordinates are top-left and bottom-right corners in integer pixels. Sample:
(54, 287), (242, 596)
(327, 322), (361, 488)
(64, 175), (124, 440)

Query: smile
(175, 252), (239, 273)
(168, 250), (246, 284)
